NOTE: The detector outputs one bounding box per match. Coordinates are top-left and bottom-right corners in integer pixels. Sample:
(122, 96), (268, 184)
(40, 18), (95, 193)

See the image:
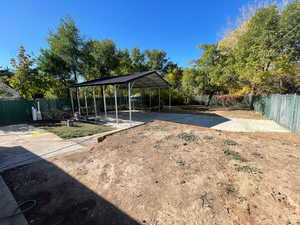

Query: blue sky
(0, 0), (248, 68)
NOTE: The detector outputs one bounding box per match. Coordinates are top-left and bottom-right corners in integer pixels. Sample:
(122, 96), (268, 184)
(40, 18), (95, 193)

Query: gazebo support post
(93, 87), (97, 117)
(77, 87), (81, 115)
(169, 88), (171, 111)
(114, 85), (119, 124)
(84, 87), (88, 117)
(128, 82), (132, 121)
(149, 88), (151, 111)
(158, 88), (161, 112)
(103, 86), (107, 119)
(70, 88), (74, 116)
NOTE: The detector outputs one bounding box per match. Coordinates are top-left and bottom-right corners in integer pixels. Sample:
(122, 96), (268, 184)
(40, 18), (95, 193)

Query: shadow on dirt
(0, 146), (140, 225)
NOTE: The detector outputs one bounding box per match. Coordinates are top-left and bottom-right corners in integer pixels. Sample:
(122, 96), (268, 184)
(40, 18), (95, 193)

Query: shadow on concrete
(95, 111), (230, 128)
(0, 146), (140, 225)
(0, 124), (37, 134)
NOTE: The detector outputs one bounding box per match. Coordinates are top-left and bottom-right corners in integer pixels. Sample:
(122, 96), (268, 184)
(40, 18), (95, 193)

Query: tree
(114, 49), (133, 74)
(144, 49), (173, 74)
(10, 46), (49, 99)
(80, 39), (119, 79)
(130, 47), (146, 72)
(165, 67), (183, 89)
(38, 49), (72, 97)
(45, 16), (83, 82)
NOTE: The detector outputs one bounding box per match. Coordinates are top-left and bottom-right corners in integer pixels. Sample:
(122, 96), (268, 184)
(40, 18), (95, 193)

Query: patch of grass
(235, 165), (262, 174)
(252, 152), (264, 159)
(36, 121), (113, 139)
(203, 136), (214, 140)
(176, 160), (185, 166)
(224, 139), (238, 146)
(177, 132), (198, 142)
(224, 149), (248, 162)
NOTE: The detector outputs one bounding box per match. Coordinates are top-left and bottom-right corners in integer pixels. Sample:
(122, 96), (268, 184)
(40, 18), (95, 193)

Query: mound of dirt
(2, 121), (300, 225)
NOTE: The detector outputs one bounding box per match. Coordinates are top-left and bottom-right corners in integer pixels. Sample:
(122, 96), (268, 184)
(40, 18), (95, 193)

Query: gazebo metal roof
(71, 71), (170, 88)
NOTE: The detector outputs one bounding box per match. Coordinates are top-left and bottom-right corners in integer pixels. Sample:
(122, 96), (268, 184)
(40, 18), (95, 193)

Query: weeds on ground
(164, 135), (175, 140)
(224, 149), (248, 162)
(224, 139), (238, 146)
(177, 132), (198, 142)
(218, 182), (236, 193)
(235, 165), (262, 174)
(252, 152), (264, 159)
(176, 160), (185, 166)
(153, 140), (163, 149)
(203, 136), (214, 140)
(173, 144), (179, 149)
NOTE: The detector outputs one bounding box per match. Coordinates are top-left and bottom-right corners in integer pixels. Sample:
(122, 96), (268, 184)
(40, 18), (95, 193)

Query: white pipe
(149, 88), (151, 111)
(84, 88), (88, 116)
(169, 88), (171, 111)
(114, 85), (119, 124)
(77, 87), (81, 115)
(70, 88), (74, 115)
(93, 87), (97, 117)
(158, 88), (161, 112)
(128, 82), (132, 121)
(103, 86), (107, 118)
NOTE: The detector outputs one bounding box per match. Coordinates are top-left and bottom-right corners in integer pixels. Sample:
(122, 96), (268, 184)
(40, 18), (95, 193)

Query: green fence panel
(0, 99), (34, 124)
(254, 94), (300, 135)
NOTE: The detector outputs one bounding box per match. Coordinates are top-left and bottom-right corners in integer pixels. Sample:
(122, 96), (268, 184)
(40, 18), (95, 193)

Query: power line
(270, 23), (300, 50)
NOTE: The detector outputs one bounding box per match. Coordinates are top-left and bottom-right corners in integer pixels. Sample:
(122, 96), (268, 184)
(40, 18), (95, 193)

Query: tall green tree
(10, 46), (49, 99)
(44, 16), (83, 82)
(80, 39), (119, 80)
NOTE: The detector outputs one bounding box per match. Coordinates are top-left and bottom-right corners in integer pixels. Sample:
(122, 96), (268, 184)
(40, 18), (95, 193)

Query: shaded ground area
(93, 110), (288, 133)
(3, 121), (300, 225)
(0, 124), (115, 172)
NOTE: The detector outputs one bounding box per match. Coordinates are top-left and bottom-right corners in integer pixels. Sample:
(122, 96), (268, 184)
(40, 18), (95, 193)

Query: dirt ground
(169, 105), (267, 120)
(2, 121), (300, 225)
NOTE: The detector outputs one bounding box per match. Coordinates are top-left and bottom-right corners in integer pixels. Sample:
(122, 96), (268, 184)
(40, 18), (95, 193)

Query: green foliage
(177, 132), (198, 142)
(80, 39), (119, 80)
(224, 149), (248, 162)
(223, 139), (238, 146)
(46, 16), (83, 82)
(10, 46), (50, 99)
(235, 165), (262, 174)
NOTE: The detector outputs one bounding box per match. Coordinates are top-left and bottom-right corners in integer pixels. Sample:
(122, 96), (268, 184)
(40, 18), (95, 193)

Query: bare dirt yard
(2, 121), (300, 225)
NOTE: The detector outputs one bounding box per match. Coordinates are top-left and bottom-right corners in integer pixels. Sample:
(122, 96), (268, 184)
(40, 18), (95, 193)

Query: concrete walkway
(0, 124), (122, 172)
(0, 176), (28, 225)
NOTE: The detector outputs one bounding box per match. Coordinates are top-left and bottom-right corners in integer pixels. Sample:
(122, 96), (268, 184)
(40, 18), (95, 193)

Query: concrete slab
(91, 111), (290, 133)
(0, 112), (289, 172)
(0, 176), (28, 225)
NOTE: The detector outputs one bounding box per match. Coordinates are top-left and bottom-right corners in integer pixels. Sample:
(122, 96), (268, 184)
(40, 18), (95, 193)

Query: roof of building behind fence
(71, 71), (170, 88)
(71, 71), (170, 89)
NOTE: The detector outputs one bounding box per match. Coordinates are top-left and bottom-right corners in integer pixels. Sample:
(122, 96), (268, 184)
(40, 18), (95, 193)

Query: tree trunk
(249, 92), (255, 110)
(206, 93), (213, 106)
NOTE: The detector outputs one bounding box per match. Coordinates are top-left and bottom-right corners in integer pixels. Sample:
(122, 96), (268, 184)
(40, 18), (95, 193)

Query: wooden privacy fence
(254, 94), (300, 135)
